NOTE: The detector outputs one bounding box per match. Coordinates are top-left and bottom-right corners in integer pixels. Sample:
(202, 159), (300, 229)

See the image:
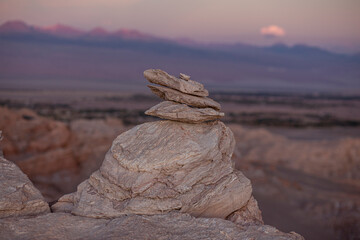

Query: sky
(0, 0), (360, 53)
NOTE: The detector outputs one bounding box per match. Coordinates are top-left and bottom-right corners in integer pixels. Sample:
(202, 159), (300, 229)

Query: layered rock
(52, 69), (252, 219)
(0, 157), (50, 218)
(145, 101), (224, 123)
(0, 212), (304, 240)
(148, 85), (221, 111)
(144, 69), (209, 97)
(53, 121), (252, 218)
(0, 152), (304, 240)
(227, 196), (264, 225)
(144, 69), (223, 122)
(0, 149), (303, 240)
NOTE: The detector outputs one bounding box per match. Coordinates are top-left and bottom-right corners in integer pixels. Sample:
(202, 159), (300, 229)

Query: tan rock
(145, 101), (224, 123)
(148, 85), (221, 110)
(0, 107), (71, 156)
(144, 69), (209, 97)
(179, 73), (190, 81)
(227, 196), (264, 225)
(53, 120), (251, 219)
(0, 212), (304, 240)
(51, 193), (75, 213)
(0, 157), (50, 218)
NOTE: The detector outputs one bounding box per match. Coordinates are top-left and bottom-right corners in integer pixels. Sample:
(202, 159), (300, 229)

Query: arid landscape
(1, 89), (359, 240)
(1, 2), (360, 238)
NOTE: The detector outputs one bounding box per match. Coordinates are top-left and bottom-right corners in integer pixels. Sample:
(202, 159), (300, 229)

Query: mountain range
(0, 20), (359, 93)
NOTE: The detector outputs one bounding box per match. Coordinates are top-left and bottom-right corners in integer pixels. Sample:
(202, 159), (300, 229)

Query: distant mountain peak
(113, 28), (154, 40)
(0, 20), (33, 33)
(42, 23), (77, 32)
(265, 42), (335, 56)
(0, 20), (349, 56)
(88, 27), (109, 37)
(0, 20), (159, 41)
(40, 24), (84, 37)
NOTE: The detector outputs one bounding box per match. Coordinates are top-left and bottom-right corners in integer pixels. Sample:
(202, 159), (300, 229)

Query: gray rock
(0, 157), (50, 218)
(148, 85), (221, 110)
(144, 69), (209, 97)
(145, 101), (224, 123)
(0, 212), (304, 240)
(53, 120), (252, 219)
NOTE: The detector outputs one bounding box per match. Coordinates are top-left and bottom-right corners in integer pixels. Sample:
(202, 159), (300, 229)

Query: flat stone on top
(144, 69), (209, 97)
(145, 101), (224, 123)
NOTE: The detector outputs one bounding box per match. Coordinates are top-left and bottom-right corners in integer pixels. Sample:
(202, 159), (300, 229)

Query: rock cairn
(52, 69), (252, 219)
(0, 69), (304, 240)
(144, 69), (224, 123)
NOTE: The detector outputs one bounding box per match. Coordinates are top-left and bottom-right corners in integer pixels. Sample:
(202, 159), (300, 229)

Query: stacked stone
(144, 69), (224, 123)
(51, 70), (254, 220)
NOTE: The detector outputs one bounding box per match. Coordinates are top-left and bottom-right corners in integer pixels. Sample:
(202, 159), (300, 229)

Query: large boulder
(0, 157), (50, 218)
(53, 120), (252, 219)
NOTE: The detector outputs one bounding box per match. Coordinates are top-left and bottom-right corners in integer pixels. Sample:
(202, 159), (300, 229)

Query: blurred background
(0, 1), (359, 239)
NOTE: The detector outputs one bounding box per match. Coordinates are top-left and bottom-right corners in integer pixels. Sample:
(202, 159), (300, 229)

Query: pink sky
(0, 0), (359, 53)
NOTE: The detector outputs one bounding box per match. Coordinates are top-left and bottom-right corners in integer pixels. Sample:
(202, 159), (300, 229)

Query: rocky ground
(0, 70), (307, 239)
(1, 153), (303, 240)
(1, 86), (360, 239)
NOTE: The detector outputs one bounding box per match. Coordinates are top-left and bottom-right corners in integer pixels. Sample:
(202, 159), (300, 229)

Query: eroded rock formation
(0, 107), (125, 201)
(0, 157), (50, 218)
(53, 120), (252, 218)
(145, 101), (224, 123)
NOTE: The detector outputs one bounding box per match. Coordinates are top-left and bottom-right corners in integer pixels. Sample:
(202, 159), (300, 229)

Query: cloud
(260, 25), (285, 38)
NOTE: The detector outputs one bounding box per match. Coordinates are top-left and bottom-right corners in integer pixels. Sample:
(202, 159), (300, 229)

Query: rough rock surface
(145, 101), (224, 123)
(0, 212), (304, 240)
(227, 196), (264, 225)
(0, 157), (50, 218)
(53, 120), (252, 219)
(148, 85), (221, 110)
(144, 69), (209, 97)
